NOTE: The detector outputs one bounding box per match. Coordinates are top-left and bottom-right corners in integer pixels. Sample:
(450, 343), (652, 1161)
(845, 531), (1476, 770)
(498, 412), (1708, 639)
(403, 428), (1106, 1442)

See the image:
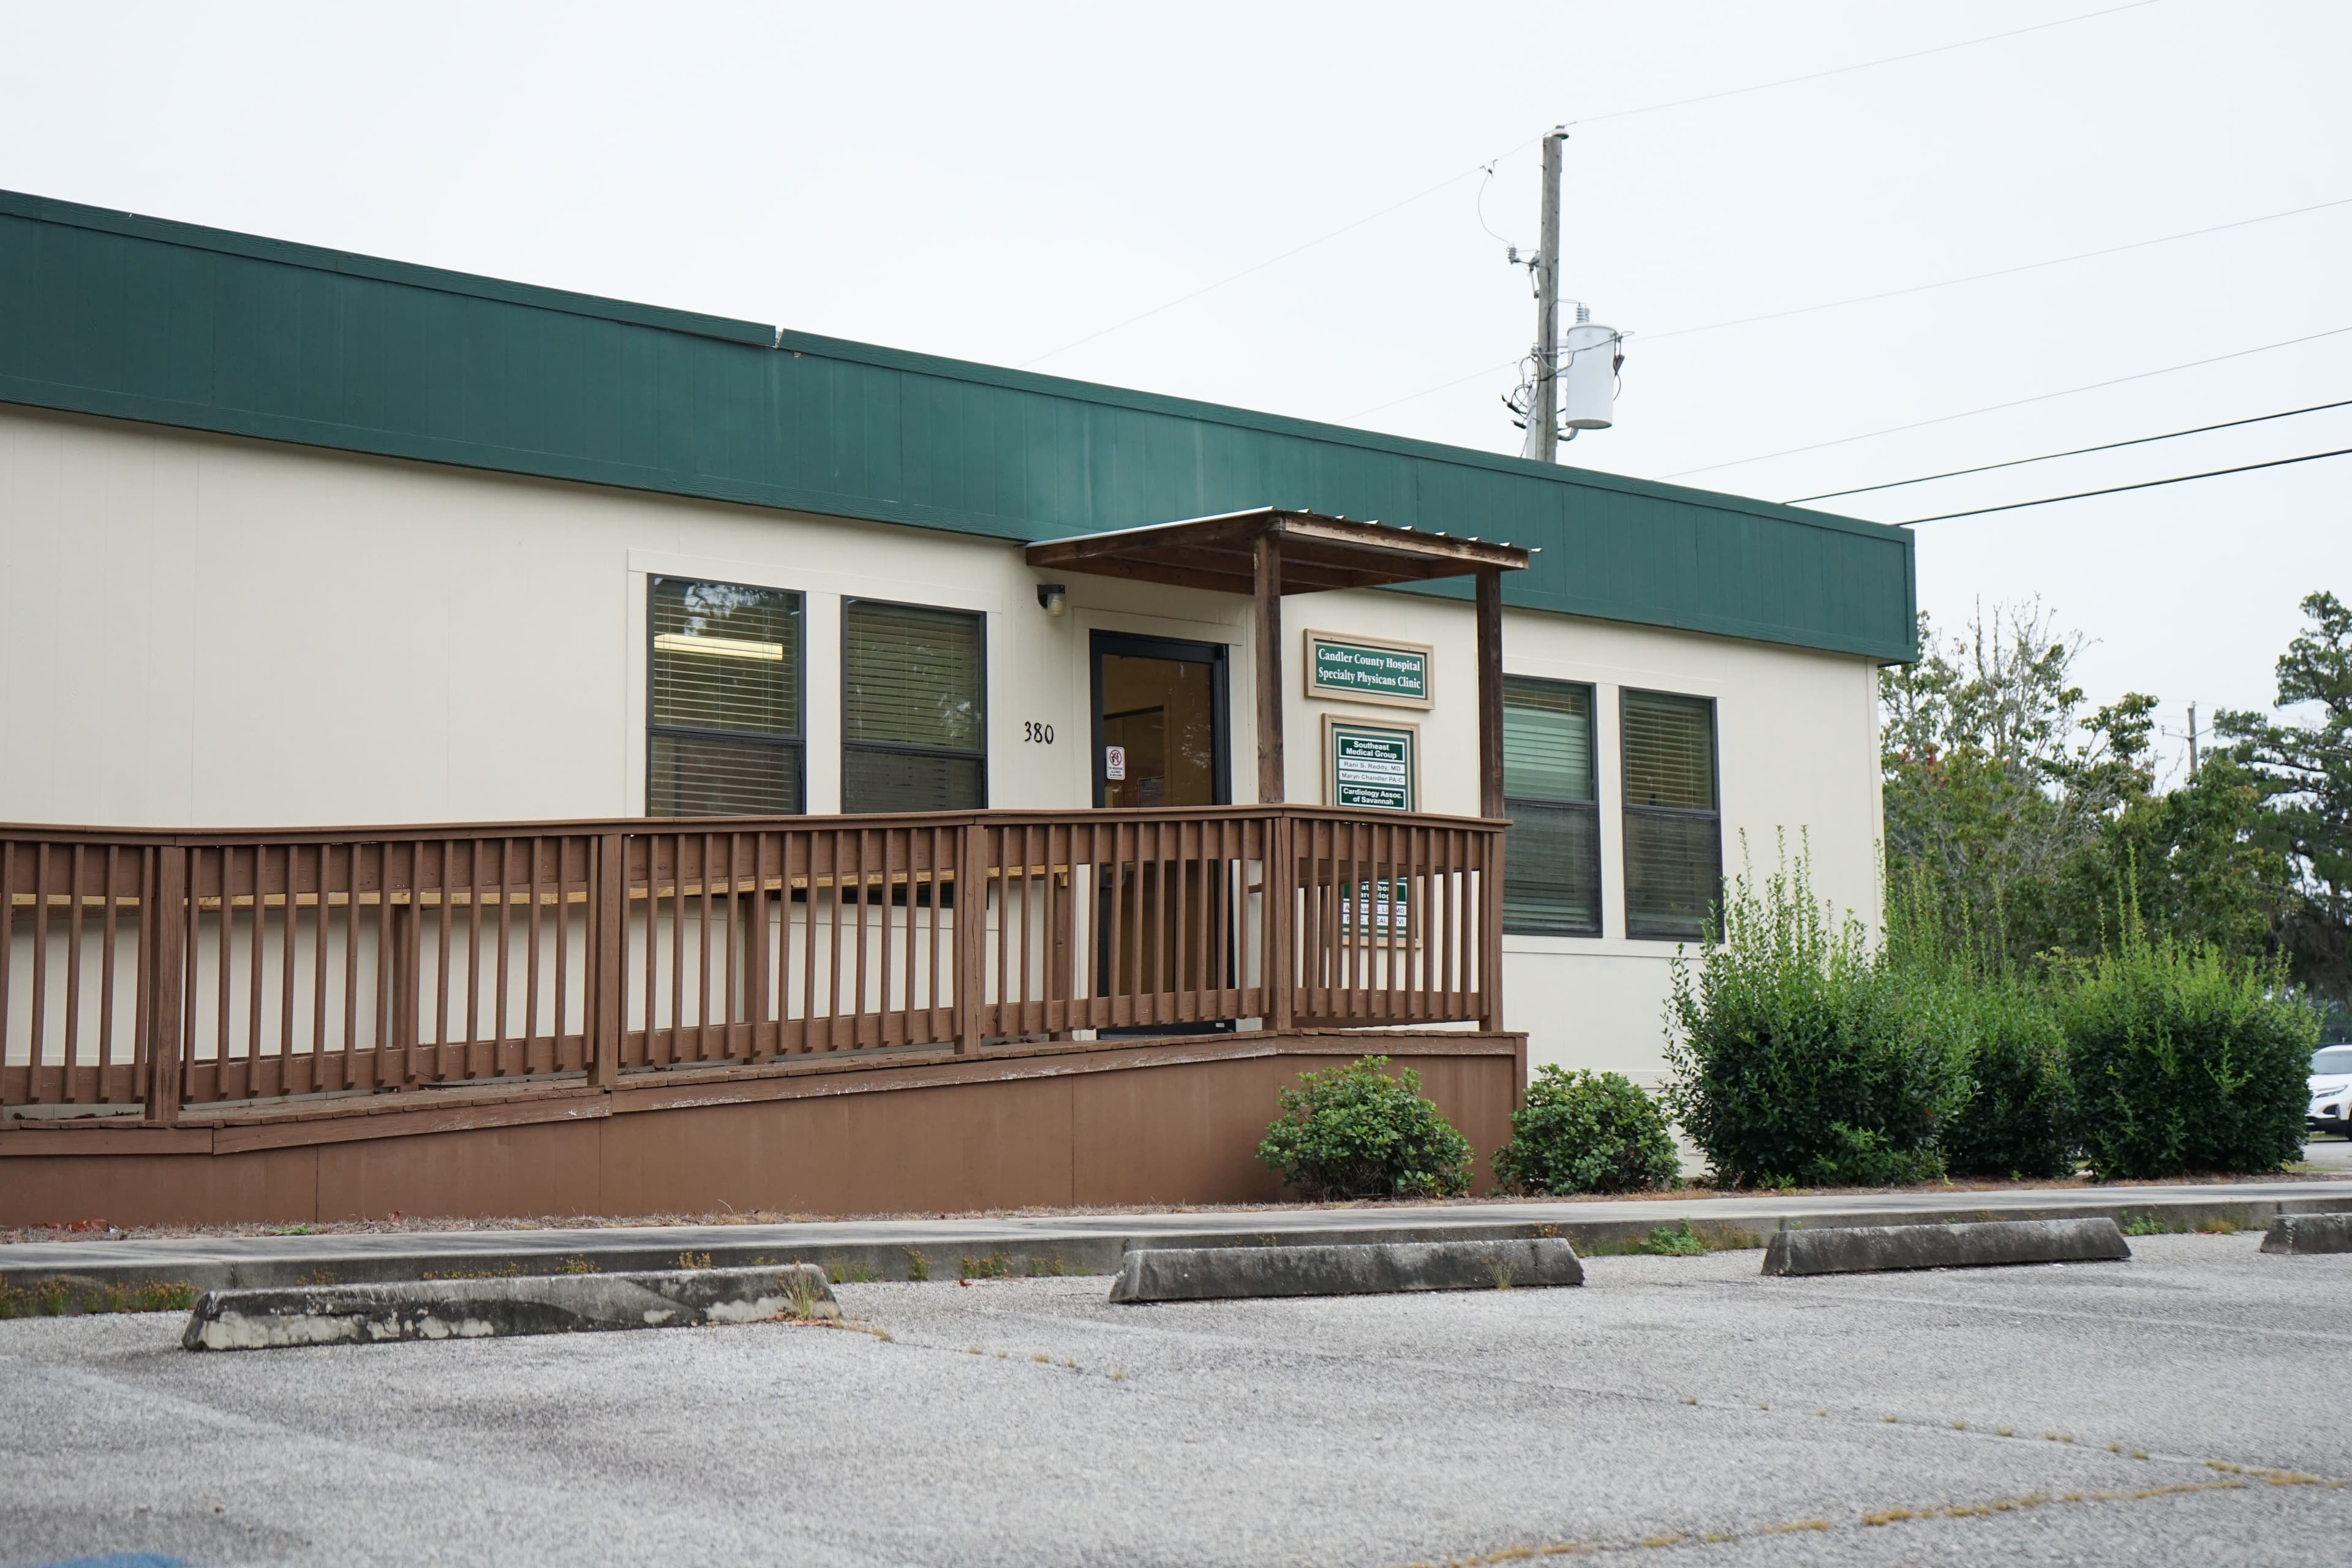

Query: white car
(2311, 1046), (2352, 1137)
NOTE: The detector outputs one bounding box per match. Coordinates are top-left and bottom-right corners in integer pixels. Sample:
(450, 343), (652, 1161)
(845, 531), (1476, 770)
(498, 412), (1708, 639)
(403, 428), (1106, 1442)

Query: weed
(1024, 1256), (1067, 1278)
(422, 1262), (524, 1281)
(960, 1254), (1013, 1281)
(1645, 1222), (1709, 1257)
(1952, 1421), (1969, 1431)
(1486, 1259), (1518, 1291)
(2120, 1213), (2171, 1237)
(555, 1256), (597, 1275)
(676, 1251), (713, 1271)
(1108, 1368), (1126, 1382)
(0, 1277), (198, 1318)
(265, 1223), (315, 1236)
(1031, 1352), (1051, 1364)
(1883, 1415), (1899, 1424)
(783, 1276), (828, 1321)
(831, 1260), (878, 1284)
(1531, 1223), (1561, 1239)
(2046, 1432), (2075, 1444)
(1683, 1397), (1698, 1406)
(1997, 1427), (2014, 1438)
(2196, 1217), (2241, 1236)
(903, 1250), (931, 1282)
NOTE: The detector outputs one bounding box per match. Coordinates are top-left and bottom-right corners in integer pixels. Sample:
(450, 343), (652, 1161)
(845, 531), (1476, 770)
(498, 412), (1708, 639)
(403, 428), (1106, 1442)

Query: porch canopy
(1025, 507), (1531, 812)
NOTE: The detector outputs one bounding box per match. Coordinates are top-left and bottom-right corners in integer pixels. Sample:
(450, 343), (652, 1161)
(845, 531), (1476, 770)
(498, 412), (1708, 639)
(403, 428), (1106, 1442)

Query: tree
(2217, 591), (2352, 1007)
(1883, 604), (2278, 971)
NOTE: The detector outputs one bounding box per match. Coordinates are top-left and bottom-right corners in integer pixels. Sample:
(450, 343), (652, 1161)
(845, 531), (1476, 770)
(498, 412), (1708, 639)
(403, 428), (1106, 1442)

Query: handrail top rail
(0, 803), (1510, 848)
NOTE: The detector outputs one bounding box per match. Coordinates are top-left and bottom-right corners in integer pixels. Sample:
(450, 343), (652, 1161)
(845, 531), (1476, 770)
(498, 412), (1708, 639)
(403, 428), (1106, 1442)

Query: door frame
(1086, 630), (1232, 809)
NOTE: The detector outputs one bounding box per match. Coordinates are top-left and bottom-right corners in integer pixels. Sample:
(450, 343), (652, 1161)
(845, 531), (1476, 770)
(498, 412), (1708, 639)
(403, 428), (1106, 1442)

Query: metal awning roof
(1022, 507), (1532, 595)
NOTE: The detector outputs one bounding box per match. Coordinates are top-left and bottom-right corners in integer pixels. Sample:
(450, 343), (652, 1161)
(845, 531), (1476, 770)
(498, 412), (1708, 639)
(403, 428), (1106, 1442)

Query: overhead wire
(1784, 397), (2352, 502)
(1021, 1), (2159, 369)
(1896, 446), (2352, 524)
(1642, 194), (2352, 345)
(1655, 323), (2352, 479)
(1349, 197), (2352, 421)
(1563, 0), (2161, 126)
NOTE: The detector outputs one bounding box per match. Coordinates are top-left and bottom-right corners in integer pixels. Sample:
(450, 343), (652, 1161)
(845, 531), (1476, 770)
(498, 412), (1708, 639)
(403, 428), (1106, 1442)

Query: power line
(1348, 199), (2351, 422)
(1643, 194), (2352, 345)
(1657, 323), (2352, 479)
(1022, 2), (2158, 370)
(1898, 445), (2352, 524)
(1785, 398), (2352, 503)
(1567, 1), (2161, 126)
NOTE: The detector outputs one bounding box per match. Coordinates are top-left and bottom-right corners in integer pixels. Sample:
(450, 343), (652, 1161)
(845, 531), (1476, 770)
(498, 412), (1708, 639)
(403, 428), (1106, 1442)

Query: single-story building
(0, 189), (1913, 1224)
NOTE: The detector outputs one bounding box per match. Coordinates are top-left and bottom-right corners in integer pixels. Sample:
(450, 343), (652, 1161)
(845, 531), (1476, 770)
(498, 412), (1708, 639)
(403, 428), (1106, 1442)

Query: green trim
(0, 188), (1917, 662)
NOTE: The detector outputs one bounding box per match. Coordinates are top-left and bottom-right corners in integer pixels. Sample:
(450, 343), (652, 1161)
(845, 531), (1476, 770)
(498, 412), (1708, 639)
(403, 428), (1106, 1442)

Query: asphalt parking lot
(4, 1231), (2348, 1567)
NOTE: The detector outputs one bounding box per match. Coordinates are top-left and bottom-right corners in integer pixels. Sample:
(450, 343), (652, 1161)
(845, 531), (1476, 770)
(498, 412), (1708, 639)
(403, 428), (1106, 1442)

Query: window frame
(1500, 674), (1602, 938)
(1619, 686), (1723, 943)
(840, 595), (990, 813)
(644, 574), (806, 818)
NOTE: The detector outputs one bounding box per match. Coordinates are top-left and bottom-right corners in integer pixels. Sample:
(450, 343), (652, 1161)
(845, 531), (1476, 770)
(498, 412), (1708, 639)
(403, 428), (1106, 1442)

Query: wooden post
(956, 821), (987, 1055)
(591, 833), (624, 1088)
(1476, 565), (1505, 820)
(143, 846), (187, 1125)
(1266, 813), (1295, 1035)
(1254, 529), (1285, 804)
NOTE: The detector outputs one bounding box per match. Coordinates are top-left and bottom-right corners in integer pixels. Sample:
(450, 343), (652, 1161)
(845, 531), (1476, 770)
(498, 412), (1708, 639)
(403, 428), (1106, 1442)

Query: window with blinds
(843, 600), (987, 812)
(1622, 688), (1721, 940)
(1502, 676), (1599, 936)
(647, 576), (804, 816)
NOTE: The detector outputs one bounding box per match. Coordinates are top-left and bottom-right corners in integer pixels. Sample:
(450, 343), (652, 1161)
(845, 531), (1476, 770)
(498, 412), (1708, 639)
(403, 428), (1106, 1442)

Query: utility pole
(2187, 702), (2200, 775)
(1529, 129), (1566, 463)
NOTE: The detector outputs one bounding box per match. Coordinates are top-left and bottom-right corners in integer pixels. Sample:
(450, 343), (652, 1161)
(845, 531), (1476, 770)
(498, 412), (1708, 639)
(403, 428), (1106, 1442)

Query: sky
(4, 0), (2345, 782)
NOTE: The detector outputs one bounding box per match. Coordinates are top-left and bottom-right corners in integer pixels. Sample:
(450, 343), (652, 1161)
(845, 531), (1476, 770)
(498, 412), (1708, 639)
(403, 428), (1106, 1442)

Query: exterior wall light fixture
(1036, 583), (1068, 617)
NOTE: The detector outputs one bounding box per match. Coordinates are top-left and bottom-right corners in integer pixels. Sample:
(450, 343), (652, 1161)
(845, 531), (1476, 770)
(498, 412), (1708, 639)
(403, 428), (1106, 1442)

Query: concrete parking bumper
(181, 1264), (837, 1351)
(2260, 1212), (2352, 1255)
(1761, 1216), (2131, 1276)
(1107, 1237), (1583, 1303)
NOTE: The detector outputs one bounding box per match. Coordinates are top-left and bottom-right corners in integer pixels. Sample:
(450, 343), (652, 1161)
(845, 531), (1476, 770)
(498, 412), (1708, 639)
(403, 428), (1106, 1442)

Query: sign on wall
(1324, 717), (1419, 812)
(1303, 630), (1433, 709)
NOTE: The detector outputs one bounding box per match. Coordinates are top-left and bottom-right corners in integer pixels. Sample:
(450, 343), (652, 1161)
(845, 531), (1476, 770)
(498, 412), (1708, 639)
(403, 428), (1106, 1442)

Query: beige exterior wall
(0, 404), (1884, 1079)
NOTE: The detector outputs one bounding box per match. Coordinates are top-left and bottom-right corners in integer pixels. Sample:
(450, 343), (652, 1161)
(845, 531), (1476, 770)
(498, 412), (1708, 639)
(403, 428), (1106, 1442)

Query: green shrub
(1493, 1066), (1681, 1195)
(1879, 877), (2076, 1181)
(2059, 921), (2316, 1180)
(1256, 1056), (1474, 1200)
(1665, 840), (1967, 1188)
(1935, 979), (2076, 1179)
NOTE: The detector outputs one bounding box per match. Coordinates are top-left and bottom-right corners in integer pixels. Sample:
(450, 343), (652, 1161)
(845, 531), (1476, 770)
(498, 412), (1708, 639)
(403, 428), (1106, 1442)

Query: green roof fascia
(0, 188), (1918, 662)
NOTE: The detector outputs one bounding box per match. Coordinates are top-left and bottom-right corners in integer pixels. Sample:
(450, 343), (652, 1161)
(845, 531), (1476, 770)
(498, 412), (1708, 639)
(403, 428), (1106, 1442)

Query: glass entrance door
(1088, 633), (1233, 1030)
(1090, 633), (1229, 807)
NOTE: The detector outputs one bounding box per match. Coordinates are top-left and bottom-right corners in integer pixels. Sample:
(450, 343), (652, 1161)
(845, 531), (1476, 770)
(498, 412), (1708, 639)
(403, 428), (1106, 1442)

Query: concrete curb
(7, 1189), (2345, 1299)
(1107, 1238), (1584, 1303)
(1762, 1217), (2131, 1276)
(2260, 1212), (2352, 1255)
(180, 1264), (838, 1351)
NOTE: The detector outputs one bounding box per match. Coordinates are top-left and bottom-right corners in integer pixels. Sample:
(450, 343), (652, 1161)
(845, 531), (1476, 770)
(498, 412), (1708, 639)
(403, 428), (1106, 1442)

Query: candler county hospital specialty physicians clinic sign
(1303, 631), (1432, 709)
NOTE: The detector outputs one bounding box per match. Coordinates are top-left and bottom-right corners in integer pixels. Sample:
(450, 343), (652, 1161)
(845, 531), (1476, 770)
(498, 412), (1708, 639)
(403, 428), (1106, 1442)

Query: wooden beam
(1255, 530), (1284, 804)
(1476, 566), (1504, 820)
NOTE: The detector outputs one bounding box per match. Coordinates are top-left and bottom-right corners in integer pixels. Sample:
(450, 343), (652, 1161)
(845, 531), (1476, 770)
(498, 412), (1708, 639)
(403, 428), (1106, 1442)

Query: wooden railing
(1, 806), (1502, 1122)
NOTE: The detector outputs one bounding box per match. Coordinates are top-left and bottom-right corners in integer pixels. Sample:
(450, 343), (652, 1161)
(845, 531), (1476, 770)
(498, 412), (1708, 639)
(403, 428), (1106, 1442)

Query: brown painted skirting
(0, 1031), (1525, 1227)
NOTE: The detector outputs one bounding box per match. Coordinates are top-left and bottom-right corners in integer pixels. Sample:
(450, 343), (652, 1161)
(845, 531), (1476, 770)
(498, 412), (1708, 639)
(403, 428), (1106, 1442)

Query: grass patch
(1588, 1220), (1762, 1257)
(0, 1276), (198, 1317)
(903, 1249), (931, 1282)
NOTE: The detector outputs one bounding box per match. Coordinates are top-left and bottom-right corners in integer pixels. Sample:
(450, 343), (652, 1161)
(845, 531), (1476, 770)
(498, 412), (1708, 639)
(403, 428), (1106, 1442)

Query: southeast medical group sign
(1324, 717), (1419, 812)
(1304, 631), (1431, 709)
